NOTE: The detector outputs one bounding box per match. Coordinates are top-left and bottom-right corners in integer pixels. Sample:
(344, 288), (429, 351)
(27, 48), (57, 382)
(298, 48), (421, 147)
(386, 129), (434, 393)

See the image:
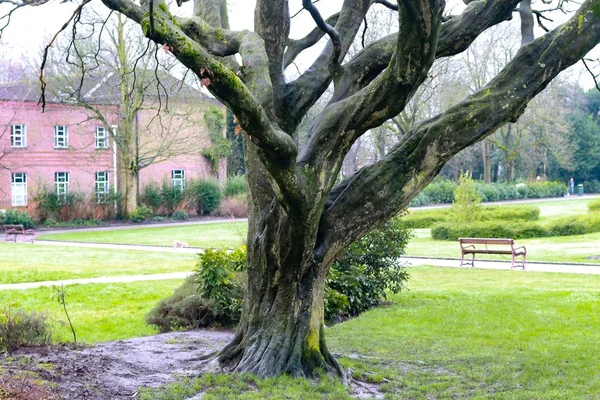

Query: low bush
(218, 196), (248, 218)
(140, 183), (163, 210)
(400, 209), (448, 228)
(146, 276), (226, 333)
(325, 219), (412, 322)
(0, 210), (35, 229)
(147, 248), (246, 332)
(0, 305), (52, 355)
(588, 199), (600, 212)
(432, 213), (600, 241)
(171, 210), (189, 221)
(41, 218), (102, 228)
(189, 179), (222, 215)
(400, 205), (540, 229)
(129, 205), (153, 222)
(223, 175), (247, 197)
(161, 182), (187, 215)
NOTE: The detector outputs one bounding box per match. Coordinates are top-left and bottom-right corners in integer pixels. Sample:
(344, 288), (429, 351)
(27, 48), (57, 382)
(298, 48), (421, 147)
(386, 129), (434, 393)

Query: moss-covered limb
(317, 0), (600, 262)
(255, 0), (290, 119)
(283, 13), (340, 69)
(178, 17), (248, 57)
(282, 0), (372, 134)
(333, 0), (521, 103)
(298, 0), (443, 196)
(192, 0), (226, 28)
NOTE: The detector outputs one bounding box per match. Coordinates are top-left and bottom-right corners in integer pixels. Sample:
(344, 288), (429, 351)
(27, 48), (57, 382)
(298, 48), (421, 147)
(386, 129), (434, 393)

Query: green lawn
(0, 243), (196, 284)
(0, 280), (183, 343)
(105, 267), (600, 399)
(38, 221), (248, 248)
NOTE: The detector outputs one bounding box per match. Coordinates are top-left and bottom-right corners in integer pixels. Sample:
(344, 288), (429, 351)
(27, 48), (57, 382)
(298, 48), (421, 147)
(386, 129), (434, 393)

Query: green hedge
(409, 180), (567, 207)
(588, 199), (600, 212)
(432, 213), (600, 241)
(400, 205), (540, 229)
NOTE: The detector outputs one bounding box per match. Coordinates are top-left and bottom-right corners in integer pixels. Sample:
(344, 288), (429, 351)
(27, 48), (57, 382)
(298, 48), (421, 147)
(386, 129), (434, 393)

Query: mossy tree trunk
(95, 0), (600, 378)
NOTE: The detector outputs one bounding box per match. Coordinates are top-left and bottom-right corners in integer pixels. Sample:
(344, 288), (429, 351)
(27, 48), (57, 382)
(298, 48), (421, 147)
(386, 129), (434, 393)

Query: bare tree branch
(283, 12), (339, 68)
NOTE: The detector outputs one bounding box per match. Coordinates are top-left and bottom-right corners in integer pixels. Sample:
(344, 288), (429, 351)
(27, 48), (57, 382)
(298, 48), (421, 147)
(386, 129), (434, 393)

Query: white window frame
(95, 126), (109, 149)
(54, 172), (69, 201)
(11, 173), (27, 207)
(54, 125), (68, 149)
(95, 171), (110, 202)
(172, 170), (185, 191)
(10, 124), (26, 148)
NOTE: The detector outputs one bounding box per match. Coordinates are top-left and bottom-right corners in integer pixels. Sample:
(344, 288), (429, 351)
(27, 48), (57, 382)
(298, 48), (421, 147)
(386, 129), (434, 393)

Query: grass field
(141, 266), (600, 399)
(0, 243), (196, 284)
(38, 221), (248, 248)
(0, 280), (183, 343)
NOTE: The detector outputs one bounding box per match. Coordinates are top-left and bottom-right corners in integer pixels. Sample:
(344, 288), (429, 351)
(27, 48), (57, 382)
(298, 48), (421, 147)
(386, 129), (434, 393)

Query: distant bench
(459, 238), (526, 269)
(3, 224), (35, 243)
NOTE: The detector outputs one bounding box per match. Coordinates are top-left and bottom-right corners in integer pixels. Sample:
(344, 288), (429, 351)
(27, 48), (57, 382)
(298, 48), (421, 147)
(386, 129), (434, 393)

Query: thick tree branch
(334, 0), (522, 103)
(101, 0), (299, 200)
(283, 12), (339, 68)
(317, 0), (600, 262)
(255, 0), (290, 121)
(283, 0), (371, 133)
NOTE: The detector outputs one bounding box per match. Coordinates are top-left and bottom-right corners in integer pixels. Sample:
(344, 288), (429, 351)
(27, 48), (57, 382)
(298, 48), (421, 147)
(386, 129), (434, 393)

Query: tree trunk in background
(482, 141), (492, 183)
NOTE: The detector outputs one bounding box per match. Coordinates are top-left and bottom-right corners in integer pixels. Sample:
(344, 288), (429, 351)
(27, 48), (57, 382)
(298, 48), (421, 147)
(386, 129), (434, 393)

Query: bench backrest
(459, 238), (514, 246)
(4, 224), (25, 233)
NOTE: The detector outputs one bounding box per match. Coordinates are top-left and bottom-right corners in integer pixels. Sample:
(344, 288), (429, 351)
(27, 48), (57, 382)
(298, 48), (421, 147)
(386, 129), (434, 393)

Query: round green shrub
(128, 205), (153, 222)
(171, 210), (189, 220)
(0, 210), (35, 229)
(190, 179), (222, 215)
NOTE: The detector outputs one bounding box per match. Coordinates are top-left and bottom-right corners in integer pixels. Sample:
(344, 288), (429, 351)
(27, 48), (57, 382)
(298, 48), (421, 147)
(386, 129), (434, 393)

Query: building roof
(0, 71), (210, 106)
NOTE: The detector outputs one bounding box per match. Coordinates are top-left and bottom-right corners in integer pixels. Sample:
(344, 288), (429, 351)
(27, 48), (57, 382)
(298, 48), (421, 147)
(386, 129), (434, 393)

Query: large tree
(6, 0), (600, 379)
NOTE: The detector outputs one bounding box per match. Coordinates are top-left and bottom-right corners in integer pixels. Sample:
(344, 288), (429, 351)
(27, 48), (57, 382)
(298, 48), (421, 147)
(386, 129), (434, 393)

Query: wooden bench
(3, 224), (35, 243)
(459, 238), (526, 269)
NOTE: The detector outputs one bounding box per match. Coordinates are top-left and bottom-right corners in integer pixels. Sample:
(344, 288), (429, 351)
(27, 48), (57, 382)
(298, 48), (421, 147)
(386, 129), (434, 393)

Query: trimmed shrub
(480, 206), (540, 221)
(431, 221), (516, 241)
(399, 209), (448, 228)
(128, 205), (153, 222)
(588, 199), (600, 212)
(325, 220), (412, 323)
(171, 210), (189, 221)
(223, 175), (247, 197)
(41, 218), (102, 228)
(408, 192), (431, 207)
(0, 306), (51, 355)
(0, 210), (35, 229)
(189, 179), (222, 215)
(547, 217), (589, 237)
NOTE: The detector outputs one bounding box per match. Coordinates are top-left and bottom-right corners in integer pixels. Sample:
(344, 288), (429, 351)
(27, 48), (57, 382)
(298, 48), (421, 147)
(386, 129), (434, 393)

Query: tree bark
(482, 140), (492, 184)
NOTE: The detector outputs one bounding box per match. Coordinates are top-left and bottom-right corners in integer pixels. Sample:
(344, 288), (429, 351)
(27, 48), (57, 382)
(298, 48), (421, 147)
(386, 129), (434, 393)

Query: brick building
(0, 78), (225, 214)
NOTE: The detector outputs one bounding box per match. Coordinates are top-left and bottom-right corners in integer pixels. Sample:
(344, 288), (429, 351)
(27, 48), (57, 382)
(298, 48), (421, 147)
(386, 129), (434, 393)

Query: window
(54, 125), (68, 148)
(95, 172), (109, 202)
(11, 173), (27, 207)
(54, 172), (69, 200)
(10, 125), (26, 148)
(95, 127), (109, 149)
(172, 170), (185, 191)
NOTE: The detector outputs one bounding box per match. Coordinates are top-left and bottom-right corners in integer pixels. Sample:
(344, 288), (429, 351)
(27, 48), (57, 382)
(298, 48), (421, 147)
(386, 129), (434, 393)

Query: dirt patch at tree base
(0, 330), (233, 400)
(1, 329), (384, 399)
